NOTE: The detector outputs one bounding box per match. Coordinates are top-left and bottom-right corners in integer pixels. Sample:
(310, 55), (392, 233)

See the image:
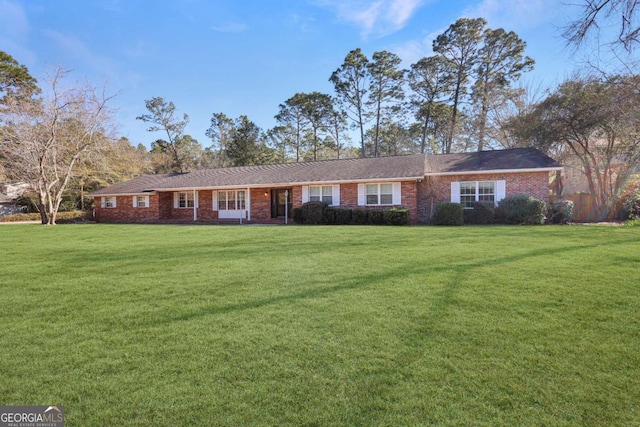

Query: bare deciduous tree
(0, 67), (116, 224)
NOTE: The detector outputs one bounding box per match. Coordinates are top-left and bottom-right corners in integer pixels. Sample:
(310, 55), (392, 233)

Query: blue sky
(1, 0), (582, 148)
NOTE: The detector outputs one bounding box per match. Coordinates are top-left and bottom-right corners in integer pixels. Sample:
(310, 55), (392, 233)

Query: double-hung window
(302, 185), (339, 206)
(177, 192), (195, 208)
(453, 181), (504, 208)
(366, 183), (393, 205)
(309, 186), (333, 205)
(218, 190), (246, 210)
(102, 197), (116, 208)
(133, 195), (149, 208)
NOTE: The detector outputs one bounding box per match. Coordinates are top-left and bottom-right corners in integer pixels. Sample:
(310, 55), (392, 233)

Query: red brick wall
(94, 195), (160, 223)
(250, 188), (272, 221)
(93, 174), (555, 225)
(416, 172), (552, 223)
(338, 181), (419, 223)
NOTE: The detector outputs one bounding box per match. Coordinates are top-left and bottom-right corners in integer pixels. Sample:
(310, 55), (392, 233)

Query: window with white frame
(302, 185), (340, 206)
(177, 192), (195, 208)
(453, 181), (504, 208)
(102, 196), (116, 208)
(366, 183), (393, 205)
(134, 195), (149, 208)
(309, 185), (333, 204)
(218, 190), (246, 210)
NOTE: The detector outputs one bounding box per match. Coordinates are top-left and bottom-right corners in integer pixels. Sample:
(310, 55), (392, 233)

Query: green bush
(463, 201), (495, 225)
(0, 210), (92, 223)
(384, 207), (410, 225)
(333, 208), (352, 225)
(368, 209), (385, 225)
(496, 195), (546, 225)
(549, 199), (574, 224)
(623, 192), (640, 220)
(352, 209), (369, 225)
(323, 207), (336, 224)
(433, 202), (463, 226)
(293, 207), (304, 224)
(300, 202), (328, 225)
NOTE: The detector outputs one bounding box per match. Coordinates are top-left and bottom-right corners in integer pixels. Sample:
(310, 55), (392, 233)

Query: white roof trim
(425, 167), (563, 177)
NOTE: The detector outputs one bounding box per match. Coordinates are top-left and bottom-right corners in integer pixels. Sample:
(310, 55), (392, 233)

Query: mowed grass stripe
(0, 224), (638, 426)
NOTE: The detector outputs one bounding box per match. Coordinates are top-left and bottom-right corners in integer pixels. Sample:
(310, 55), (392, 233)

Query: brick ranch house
(89, 147), (562, 224)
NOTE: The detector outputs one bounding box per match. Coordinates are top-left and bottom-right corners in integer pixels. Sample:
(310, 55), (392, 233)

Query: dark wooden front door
(271, 188), (293, 218)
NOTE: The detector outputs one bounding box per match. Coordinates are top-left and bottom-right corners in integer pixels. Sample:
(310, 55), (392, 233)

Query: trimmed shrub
(623, 192), (640, 220)
(352, 209), (369, 225)
(463, 201), (495, 225)
(368, 209), (385, 225)
(433, 202), (463, 226)
(384, 207), (410, 225)
(333, 208), (352, 225)
(323, 207), (336, 224)
(496, 195), (546, 225)
(300, 202), (328, 224)
(293, 207), (304, 224)
(549, 199), (574, 224)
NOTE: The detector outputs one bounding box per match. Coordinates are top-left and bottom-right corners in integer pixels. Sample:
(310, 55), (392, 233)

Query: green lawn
(0, 224), (638, 426)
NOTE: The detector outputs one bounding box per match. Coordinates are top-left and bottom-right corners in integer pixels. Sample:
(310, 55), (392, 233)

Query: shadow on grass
(144, 237), (637, 327)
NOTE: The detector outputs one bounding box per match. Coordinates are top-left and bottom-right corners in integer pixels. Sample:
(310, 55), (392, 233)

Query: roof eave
(151, 176), (425, 192)
(87, 191), (157, 197)
(425, 166), (563, 176)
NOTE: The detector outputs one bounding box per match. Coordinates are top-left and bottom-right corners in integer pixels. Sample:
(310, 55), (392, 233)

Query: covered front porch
(156, 186), (298, 224)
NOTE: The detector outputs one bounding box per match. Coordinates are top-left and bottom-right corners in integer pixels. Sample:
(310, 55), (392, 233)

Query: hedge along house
(89, 148), (562, 224)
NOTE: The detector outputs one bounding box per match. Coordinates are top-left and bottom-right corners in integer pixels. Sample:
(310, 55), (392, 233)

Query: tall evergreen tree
(472, 28), (534, 151)
(367, 50), (405, 157)
(136, 97), (190, 172)
(330, 48), (370, 157)
(407, 55), (455, 153)
(433, 18), (486, 153)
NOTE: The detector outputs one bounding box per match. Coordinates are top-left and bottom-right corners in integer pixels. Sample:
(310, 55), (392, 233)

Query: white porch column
(193, 189), (197, 221)
(246, 187), (251, 221)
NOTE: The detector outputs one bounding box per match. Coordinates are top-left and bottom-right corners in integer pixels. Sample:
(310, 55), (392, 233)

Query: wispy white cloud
(211, 22), (248, 33)
(390, 27), (442, 65)
(0, 0), (35, 63)
(42, 29), (120, 79)
(318, 0), (427, 38)
(391, 0), (559, 66)
(0, 0), (29, 38)
(462, 0), (559, 30)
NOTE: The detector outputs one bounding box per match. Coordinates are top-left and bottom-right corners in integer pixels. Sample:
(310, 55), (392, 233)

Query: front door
(271, 188), (293, 218)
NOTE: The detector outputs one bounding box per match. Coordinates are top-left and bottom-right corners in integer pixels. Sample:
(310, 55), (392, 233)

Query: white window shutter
(212, 191), (218, 211)
(357, 184), (365, 206)
(392, 182), (401, 205)
(301, 186), (309, 203)
(332, 185), (340, 206)
(145, 196), (150, 208)
(133, 196), (137, 208)
(112, 197), (117, 208)
(496, 180), (506, 205)
(451, 182), (461, 203)
(101, 197), (105, 208)
(173, 192), (179, 209)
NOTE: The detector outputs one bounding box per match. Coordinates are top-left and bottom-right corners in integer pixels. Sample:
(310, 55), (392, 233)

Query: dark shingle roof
(88, 148), (562, 196)
(88, 173), (180, 196)
(425, 148), (561, 174)
(150, 154), (426, 190)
